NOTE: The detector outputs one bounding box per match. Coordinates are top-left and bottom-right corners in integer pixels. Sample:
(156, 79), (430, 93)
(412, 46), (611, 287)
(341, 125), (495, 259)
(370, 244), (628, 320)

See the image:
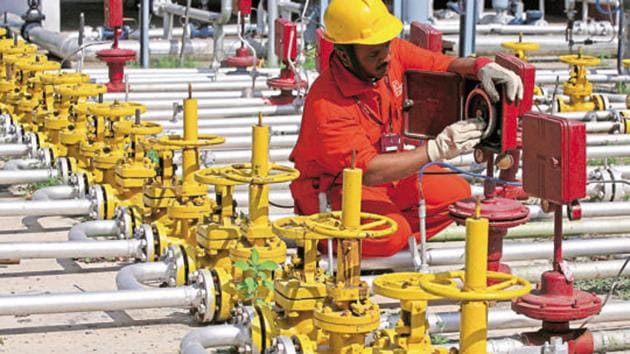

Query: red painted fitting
(225, 47), (257, 69)
(521, 328), (595, 354)
(97, 46), (136, 93)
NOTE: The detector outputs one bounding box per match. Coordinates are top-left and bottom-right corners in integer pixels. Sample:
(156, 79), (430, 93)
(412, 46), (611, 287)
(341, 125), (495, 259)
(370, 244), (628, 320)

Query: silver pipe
(144, 105), (300, 120)
(128, 79), (271, 93)
(135, 97), (270, 110)
(149, 115), (300, 129)
(446, 35), (619, 56)
(207, 148), (291, 164)
(0, 199), (92, 216)
(512, 259), (630, 282)
(435, 217), (630, 241)
(587, 134), (630, 145)
(156, 2), (227, 24)
(0, 286), (200, 316)
(586, 122), (621, 133)
(325, 236), (630, 270)
(218, 135), (296, 149)
(31, 185), (78, 201)
(553, 111), (617, 121)
(80, 67), (284, 76)
(593, 328), (630, 352)
(0, 144), (29, 157)
(0, 239), (144, 259)
(0, 169), (54, 185)
(180, 325), (249, 354)
(537, 73), (630, 84)
(3, 159), (41, 170)
(527, 202), (630, 220)
(104, 90), (278, 101)
(267, 0), (278, 66)
(429, 22), (612, 35)
(68, 220), (121, 242)
(116, 261), (172, 290)
(164, 124), (299, 137)
(426, 301), (630, 334)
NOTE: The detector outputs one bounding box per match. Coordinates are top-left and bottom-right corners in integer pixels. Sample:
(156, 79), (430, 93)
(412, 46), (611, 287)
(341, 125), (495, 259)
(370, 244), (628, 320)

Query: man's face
(353, 41), (392, 81)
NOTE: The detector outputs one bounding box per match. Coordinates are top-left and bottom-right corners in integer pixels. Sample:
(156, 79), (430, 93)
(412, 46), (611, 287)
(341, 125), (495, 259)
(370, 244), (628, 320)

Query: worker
(290, 0), (524, 257)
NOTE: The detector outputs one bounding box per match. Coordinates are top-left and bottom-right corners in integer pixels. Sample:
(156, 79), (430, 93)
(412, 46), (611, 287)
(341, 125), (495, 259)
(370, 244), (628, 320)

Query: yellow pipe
(460, 215), (489, 354)
(182, 96), (198, 183)
(338, 166), (362, 288)
(248, 118), (271, 237)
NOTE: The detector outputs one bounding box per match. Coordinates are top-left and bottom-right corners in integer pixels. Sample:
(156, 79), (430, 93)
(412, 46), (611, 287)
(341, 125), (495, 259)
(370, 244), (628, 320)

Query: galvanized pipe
(3, 159), (41, 170)
(587, 134), (630, 145)
(31, 185), (78, 201)
(0, 169), (55, 185)
(180, 325), (249, 354)
(0, 144), (30, 157)
(0, 199), (92, 216)
(512, 259), (630, 282)
(432, 217), (630, 241)
(67, 220), (121, 242)
(0, 286), (201, 316)
(127, 80), (271, 93)
(528, 202), (630, 220)
(116, 261), (172, 290)
(144, 105), (300, 120)
(104, 90), (277, 101)
(0, 239), (144, 259)
(327, 237), (630, 270)
(206, 148), (291, 164)
(165, 124), (299, 137)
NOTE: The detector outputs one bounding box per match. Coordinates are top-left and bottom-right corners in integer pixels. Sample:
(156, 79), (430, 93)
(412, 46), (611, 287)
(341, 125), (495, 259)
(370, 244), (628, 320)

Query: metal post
(267, 0), (278, 67)
(458, 0), (477, 57)
(141, 0), (150, 68)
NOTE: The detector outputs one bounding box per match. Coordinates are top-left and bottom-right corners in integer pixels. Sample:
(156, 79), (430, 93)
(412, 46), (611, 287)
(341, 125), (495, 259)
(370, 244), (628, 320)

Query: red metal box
(522, 112), (586, 204)
(494, 52), (536, 115)
(408, 21), (443, 53)
(274, 18), (297, 61)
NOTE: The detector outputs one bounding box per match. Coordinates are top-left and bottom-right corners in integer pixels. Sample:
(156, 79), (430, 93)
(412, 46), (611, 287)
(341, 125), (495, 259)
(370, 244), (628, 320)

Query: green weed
(234, 248), (277, 307)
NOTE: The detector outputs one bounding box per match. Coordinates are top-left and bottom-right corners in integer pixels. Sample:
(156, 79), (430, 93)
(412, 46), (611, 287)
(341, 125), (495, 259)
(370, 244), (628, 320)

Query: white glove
(478, 62), (524, 103)
(426, 119), (486, 162)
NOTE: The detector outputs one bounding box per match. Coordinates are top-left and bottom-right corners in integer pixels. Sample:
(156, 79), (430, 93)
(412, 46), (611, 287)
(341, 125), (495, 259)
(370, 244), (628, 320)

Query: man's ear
(334, 48), (352, 68)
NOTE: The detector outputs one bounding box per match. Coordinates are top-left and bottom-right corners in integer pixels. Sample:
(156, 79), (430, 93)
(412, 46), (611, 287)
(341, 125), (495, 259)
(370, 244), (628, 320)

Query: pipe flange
(55, 157), (71, 184)
(589, 167), (625, 202)
(70, 172), (88, 199)
(88, 185), (105, 220)
(114, 206), (133, 239)
(190, 269), (217, 324)
(23, 132), (39, 158)
(163, 245), (188, 286)
(13, 125), (24, 144)
(268, 336), (298, 354)
(38, 148), (53, 168)
(135, 223), (155, 262)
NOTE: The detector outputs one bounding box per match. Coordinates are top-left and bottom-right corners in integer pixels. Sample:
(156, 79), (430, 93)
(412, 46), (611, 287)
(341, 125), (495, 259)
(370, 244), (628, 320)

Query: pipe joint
(188, 269), (218, 323)
(114, 206), (134, 239)
(587, 167), (629, 202)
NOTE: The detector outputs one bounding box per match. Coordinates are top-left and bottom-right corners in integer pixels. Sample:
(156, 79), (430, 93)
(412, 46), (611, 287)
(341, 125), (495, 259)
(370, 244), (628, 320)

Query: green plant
(616, 81), (630, 94)
(234, 248), (277, 307)
(575, 277), (630, 300)
(146, 149), (159, 165)
(303, 46), (316, 71)
(128, 57), (200, 69)
(430, 334), (450, 345)
(26, 176), (63, 196)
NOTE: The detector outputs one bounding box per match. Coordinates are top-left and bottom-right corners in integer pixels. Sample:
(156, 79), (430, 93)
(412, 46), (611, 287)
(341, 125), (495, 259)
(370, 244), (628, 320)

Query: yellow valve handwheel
(15, 59), (61, 72)
(303, 211), (397, 239)
(501, 41), (540, 52)
(39, 72), (90, 86)
(194, 167), (245, 186)
(419, 270), (532, 301)
(0, 81), (15, 93)
(0, 28), (6, 37)
(88, 101), (147, 118)
(55, 83), (107, 98)
(373, 272), (453, 301)
(221, 163), (299, 184)
(155, 134), (225, 148)
(0, 42), (36, 55)
(115, 121), (163, 136)
(559, 54), (600, 67)
(623, 59), (630, 68)
(271, 216), (330, 240)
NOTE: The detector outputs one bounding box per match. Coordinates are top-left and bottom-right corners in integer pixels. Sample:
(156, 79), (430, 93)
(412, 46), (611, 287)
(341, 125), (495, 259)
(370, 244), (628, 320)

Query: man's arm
(363, 146), (430, 186)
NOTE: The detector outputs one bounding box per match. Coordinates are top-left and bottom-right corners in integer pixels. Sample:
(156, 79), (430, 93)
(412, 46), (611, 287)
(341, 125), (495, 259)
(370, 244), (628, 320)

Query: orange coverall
(289, 38), (471, 257)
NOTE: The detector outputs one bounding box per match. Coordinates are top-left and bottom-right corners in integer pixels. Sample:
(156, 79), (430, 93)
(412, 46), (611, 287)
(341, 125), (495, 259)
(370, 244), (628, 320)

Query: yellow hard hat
(323, 0), (403, 45)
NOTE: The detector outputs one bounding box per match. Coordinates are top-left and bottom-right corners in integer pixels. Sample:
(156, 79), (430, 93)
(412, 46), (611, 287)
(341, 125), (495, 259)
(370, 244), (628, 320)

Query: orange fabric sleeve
(311, 102), (379, 175)
(392, 37), (456, 72)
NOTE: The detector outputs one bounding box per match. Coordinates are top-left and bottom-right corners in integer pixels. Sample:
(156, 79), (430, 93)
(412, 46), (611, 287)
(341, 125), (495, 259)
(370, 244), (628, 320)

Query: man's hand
(478, 62), (524, 103)
(427, 118), (486, 162)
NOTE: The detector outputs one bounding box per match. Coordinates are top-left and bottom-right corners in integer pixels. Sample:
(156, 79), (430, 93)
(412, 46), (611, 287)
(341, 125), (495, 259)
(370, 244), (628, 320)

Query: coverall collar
(330, 52), (383, 98)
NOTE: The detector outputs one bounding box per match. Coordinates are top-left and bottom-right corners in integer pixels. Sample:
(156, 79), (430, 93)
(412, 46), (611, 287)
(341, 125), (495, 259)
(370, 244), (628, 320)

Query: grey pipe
(31, 185), (78, 201)
(207, 148), (291, 164)
(0, 144), (29, 157)
(67, 220), (122, 242)
(512, 259), (630, 282)
(267, 0), (278, 66)
(435, 217), (630, 241)
(587, 134), (630, 145)
(424, 301), (630, 334)
(165, 124), (299, 137)
(0, 239), (144, 259)
(0, 169), (55, 185)
(327, 236), (630, 270)
(116, 261), (172, 290)
(0, 286), (200, 316)
(527, 202), (630, 220)
(145, 105), (300, 120)
(3, 159), (41, 170)
(104, 90), (278, 101)
(180, 325), (249, 354)
(0, 199), (92, 216)
(128, 79), (271, 93)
